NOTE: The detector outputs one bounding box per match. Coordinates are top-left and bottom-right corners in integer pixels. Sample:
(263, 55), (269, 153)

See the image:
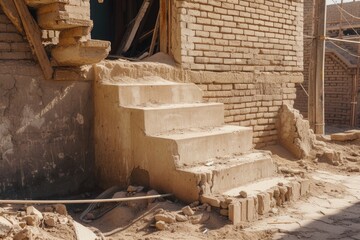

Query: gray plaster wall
(0, 60), (94, 198)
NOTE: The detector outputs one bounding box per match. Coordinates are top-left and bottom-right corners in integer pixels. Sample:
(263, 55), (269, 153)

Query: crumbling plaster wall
(169, 0), (304, 147)
(0, 9), (94, 198)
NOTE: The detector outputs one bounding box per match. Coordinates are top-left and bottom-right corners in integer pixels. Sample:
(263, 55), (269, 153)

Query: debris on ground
(276, 104), (326, 159)
(0, 204), (79, 240)
(0, 127), (358, 240)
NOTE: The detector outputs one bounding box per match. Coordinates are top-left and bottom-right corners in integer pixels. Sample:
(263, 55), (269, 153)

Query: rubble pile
(152, 202), (212, 231)
(0, 204), (77, 240)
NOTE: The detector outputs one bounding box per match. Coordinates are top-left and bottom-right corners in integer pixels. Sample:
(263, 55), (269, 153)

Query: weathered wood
(159, 0), (168, 53)
(14, 0), (53, 80)
(0, 0), (24, 34)
(117, 0), (151, 55)
(309, 0), (326, 134)
(149, 11), (159, 56)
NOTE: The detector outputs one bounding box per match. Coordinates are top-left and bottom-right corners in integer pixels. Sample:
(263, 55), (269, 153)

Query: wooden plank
(14, 0), (53, 80)
(149, 11), (160, 56)
(159, 0), (168, 53)
(309, 0), (326, 134)
(117, 0), (151, 54)
(314, 0), (326, 134)
(0, 0), (24, 34)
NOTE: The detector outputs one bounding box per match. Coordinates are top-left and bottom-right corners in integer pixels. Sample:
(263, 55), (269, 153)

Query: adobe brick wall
(324, 52), (355, 126)
(299, 1), (359, 127)
(169, 0), (304, 147)
(0, 9), (32, 60)
(0, 9), (94, 198)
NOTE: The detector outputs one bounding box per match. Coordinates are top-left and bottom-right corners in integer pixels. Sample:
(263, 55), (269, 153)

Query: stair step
(149, 125), (253, 166)
(26, 0), (68, 8)
(37, 3), (92, 30)
(118, 83), (203, 106)
(52, 40), (110, 66)
(222, 176), (290, 198)
(130, 102), (224, 135)
(179, 152), (276, 194)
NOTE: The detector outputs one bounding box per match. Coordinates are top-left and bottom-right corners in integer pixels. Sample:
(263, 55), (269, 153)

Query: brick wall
(0, 9), (32, 60)
(299, 1), (360, 127)
(294, 0), (314, 118)
(324, 52), (355, 126)
(170, 0), (304, 146)
(175, 0), (303, 72)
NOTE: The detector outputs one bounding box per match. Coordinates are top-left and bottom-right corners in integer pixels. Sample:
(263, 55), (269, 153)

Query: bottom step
(181, 152), (276, 194)
(199, 178), (311, 224)
(173, 152), (277, 202)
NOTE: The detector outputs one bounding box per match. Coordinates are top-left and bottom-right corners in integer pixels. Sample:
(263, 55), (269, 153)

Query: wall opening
(90, 0), (161, 60)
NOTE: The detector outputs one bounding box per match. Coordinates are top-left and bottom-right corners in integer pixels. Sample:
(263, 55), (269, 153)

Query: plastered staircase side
(94, 79), (277, 203)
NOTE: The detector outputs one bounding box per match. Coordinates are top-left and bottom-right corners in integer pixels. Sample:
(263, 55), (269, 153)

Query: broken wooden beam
(14, 0), (53, 79)
(0, 0), (24, 34)
(149, 11), (160, 56)
(116, 0), (151, 55)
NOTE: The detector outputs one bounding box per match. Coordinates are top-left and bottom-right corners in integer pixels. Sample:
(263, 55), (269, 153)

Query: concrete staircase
(95, 79), (277, 203)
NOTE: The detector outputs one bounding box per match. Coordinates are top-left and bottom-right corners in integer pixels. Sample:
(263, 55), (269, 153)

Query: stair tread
(150, 125), (251, 140)
(111, 78), (191, 86)
(222, 176), (293, 197)
(178, 152), (271, 171)
(129, 102), (221, 110)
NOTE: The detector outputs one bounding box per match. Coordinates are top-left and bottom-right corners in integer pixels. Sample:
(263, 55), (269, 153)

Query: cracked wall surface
(0, 9), (94, 198)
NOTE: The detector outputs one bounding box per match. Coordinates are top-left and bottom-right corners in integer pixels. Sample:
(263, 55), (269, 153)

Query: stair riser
(131, 104), (224, 135)
(176, 129), (253, 165)
(211, 158), (276, 193)
(118, 84), (203, 106)
(172, 155), (276, 203)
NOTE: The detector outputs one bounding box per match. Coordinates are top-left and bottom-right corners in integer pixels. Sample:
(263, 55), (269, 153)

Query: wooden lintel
(14, 0), (53, 80)
(0, 0), (25, 34)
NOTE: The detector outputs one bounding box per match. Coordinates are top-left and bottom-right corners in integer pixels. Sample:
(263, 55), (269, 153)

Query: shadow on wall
(0, 61), (94, 199)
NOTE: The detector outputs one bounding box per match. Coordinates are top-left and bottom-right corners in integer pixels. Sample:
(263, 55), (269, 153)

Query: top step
(117, 83), (203, 107)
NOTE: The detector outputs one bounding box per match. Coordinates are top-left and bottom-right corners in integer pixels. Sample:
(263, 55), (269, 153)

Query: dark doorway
(90, 0), (160, 59)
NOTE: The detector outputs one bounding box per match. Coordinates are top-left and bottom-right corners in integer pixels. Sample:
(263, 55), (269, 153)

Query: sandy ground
(1, 130), (359, 240)
(72, 136), (360, 240)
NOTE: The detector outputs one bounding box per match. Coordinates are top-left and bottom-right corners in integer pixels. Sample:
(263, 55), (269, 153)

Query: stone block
(58, 26), (91, 45)
(52, 40), (110, 66)
(331, 132), (358, 142)
(257, 193), (271, 215)
(300, 179), (311, 196)
(200, 195), (221, 208)
(246, 197), (257, 222)
(286, 185), (293, 201)
(239, 199), (247, 221)
(228, 202), (240, 224)
(279, 186), (287, 203)
(291, 181), (301, 201)
(0, 216), (12, 238)
(26, 206), (43, 220)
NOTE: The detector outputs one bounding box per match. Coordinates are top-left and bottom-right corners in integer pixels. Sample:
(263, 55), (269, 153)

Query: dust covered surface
(1, 130), (359, 240)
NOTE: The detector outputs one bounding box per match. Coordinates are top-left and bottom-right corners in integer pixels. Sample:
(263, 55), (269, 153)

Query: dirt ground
(1, 128), (360, 240)
(83, 130), (360, 240)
